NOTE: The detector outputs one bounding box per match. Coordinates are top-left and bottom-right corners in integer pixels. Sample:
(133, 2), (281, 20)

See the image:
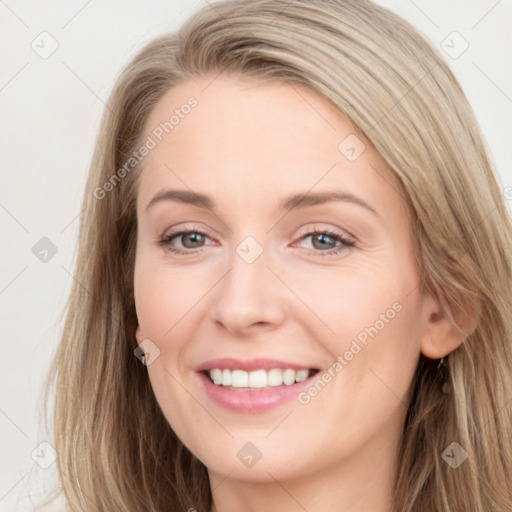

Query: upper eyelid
(160, 226), (213, 241)
(159, 226), (350, 239)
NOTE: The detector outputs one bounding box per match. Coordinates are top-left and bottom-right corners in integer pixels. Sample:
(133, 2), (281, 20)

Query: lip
(195, 357), (315, 372)
(196, 358), (319, 413)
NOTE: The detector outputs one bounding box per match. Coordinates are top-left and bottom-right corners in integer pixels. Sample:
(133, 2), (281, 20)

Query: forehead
(136, 74), (406, 220)
(143, 74), (351, 158)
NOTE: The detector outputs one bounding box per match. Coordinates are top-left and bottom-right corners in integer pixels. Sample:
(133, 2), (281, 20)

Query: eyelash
(157, 227), (355, 256)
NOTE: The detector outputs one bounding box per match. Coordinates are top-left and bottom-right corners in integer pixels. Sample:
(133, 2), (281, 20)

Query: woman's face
(134, 74), (429, 484)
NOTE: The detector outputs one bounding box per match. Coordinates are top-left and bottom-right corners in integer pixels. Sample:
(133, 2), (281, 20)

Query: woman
(44, 0), (512, 510)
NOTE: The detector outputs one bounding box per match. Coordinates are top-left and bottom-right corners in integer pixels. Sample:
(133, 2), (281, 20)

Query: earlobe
(135, 325), (143, 345)
(419, 293), (480, 359)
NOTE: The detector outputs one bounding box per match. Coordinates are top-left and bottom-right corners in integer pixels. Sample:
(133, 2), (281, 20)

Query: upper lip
(195, 358), (317, 372)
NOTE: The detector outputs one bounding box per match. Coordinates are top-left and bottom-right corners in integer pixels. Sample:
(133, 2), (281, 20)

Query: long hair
(44, 0), (512, 510)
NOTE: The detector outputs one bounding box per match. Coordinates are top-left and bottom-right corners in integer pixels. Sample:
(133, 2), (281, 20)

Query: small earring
(437, 356), (450, 394)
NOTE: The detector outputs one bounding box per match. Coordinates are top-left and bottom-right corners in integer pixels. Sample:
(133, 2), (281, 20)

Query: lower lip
(198, 372), (315, 412)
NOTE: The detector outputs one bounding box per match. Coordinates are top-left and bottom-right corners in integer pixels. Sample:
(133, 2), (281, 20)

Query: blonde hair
(44, 0), (512, 510)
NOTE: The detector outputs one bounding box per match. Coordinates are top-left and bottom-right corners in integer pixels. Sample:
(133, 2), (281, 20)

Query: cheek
(325, 290), (421, 420)
(291, 258), (422, 402)
(134, 253), (211, 342)
(287, 258), (416, 348)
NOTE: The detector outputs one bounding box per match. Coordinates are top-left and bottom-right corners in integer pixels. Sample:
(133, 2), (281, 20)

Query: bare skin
(133, 74), (467, 512)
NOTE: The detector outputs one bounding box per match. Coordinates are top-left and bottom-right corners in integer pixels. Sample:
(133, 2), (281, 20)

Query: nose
(208, 241), (287, 336)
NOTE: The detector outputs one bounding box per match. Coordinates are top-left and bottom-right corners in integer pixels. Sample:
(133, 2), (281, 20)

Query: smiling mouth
(204, 368), (319, 390)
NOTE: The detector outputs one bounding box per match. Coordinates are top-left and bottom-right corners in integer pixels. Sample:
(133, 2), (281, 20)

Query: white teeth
(211, 368), (222, 385)
(267, 368), (283, 386)
(208, 368), (313, 388)
(248, 369), (267, 388)
(221, 369), (232, 386)
(282, 369), (295, 385)
(231, 369), (249, 387)
(295, 369), (309, 383)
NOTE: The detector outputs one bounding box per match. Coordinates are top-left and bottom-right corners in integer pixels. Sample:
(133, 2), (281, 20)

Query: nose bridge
(209, 234), (285, 331)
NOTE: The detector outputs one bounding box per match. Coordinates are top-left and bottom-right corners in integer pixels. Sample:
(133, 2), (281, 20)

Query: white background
(1, 0), (511, 509)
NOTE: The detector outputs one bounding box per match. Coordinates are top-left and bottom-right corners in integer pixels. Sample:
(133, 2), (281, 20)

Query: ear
(135, 325), (144, 345)
(419, 292), (480, 359)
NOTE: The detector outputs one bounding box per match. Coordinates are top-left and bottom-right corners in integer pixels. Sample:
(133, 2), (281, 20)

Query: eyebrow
(145, 188), (379, 217)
